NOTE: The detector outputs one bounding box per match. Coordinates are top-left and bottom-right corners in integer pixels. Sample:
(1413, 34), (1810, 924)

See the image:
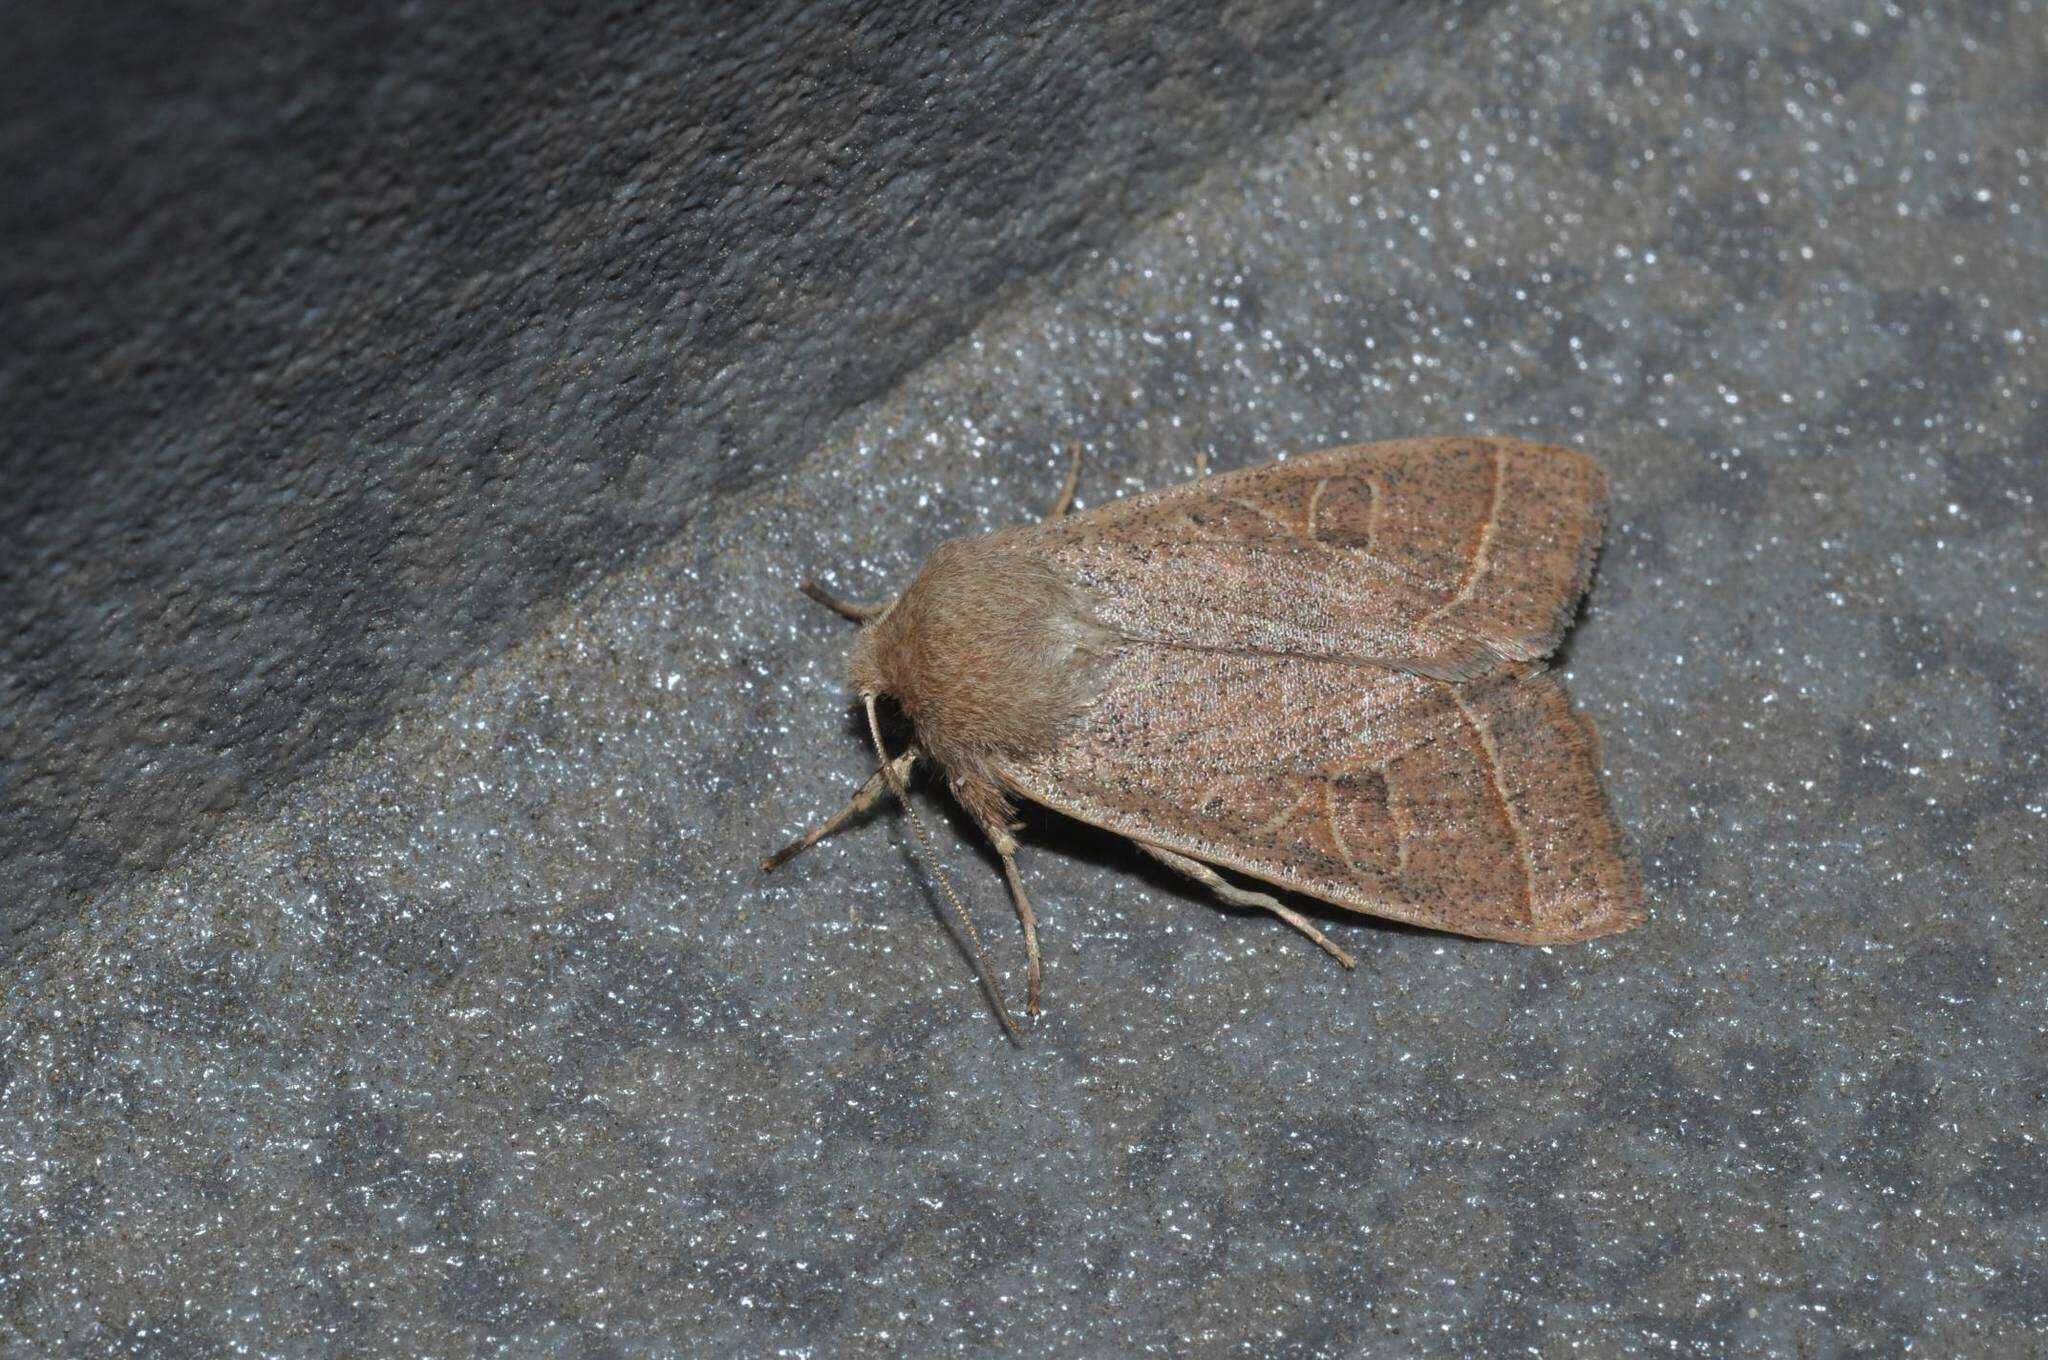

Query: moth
(766, 438), (1643, 1036)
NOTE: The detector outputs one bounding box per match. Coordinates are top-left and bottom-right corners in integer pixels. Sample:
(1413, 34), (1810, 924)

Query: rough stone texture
(0, 0), (1455, 952)
(4, 0), (2046, 1356)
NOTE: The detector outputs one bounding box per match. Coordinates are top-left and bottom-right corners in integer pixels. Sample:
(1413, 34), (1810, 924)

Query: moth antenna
(1043, 441), (1082, 521)
(863, 693), (1024, 1041)
(800, 579), (890, 622)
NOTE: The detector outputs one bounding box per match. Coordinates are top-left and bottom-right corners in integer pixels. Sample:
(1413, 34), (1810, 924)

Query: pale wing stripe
(1319, 773), (1368, 880)
(1252, 782), (1318, 837)
(1304, 477), (1330, 539)
(1452, 690), (1538, 922)
(1425, 443), (1504, 624)
(1385, 764), (1412, 885)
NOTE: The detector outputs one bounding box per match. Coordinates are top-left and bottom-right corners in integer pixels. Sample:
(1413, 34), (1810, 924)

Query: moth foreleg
(762, 751), (918, 871)
(798, 579), (891, 622)
(1137, 843), (1358, 970)
(1041, 441), (1083, 522)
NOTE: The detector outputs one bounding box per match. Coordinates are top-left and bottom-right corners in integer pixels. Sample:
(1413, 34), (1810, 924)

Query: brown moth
(765, 438), (1643, 1037)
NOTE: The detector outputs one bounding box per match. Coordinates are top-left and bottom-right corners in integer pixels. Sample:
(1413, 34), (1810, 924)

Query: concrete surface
(3, 0), (2045, 1355)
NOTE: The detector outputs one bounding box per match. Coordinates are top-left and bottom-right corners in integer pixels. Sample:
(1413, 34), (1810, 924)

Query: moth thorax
(849, 531), (1111, 782)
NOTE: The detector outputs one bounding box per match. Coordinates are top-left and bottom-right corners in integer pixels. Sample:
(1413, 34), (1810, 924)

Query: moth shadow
(1545, 545), (1611, 675)
(1547, 600), (1589, 674)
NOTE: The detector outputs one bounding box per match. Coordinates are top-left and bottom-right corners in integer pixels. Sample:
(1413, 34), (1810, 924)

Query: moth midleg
(762, 750), (918, 871)
(1041, 441), (1083, 522)
(798, 579), (891, 622)
(1136, 843), (1358, 970)
(961, 805), (1045, 1016)
(1000, 847), (1044, 1016)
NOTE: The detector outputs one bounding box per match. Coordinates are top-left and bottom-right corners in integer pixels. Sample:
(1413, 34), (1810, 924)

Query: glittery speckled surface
(5, 1), (2046, 1355)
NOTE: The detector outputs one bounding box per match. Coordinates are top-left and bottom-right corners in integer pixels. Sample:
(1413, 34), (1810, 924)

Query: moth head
(847, 531), (1112, 784)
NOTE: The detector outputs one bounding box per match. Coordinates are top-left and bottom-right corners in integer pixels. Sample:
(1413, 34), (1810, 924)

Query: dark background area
(2, 1), (2043, 1356)
(2, 0), (1470, 953)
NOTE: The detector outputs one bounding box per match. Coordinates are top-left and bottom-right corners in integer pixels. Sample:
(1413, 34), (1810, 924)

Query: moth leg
(966, 829), (1042, 1016)
(957, 782), (1046, 1016)
(1137, 843), (1358, 970)
(989, 833), (1043, 1016)
(799, 579), (890, 622)
(762, 751), (918, 871)
(1041, 441), (1083, 522)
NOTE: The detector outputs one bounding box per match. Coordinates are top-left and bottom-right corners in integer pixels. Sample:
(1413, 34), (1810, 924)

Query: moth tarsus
(774, 438), (1643, 1035)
